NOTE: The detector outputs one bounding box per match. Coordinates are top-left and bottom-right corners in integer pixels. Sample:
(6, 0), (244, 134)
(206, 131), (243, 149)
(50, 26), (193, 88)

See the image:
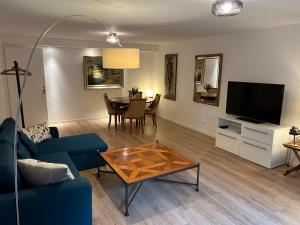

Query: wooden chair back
(149, 94), (161, 113)
(103, 93), (114, 114)
(124, 98), (146, 119)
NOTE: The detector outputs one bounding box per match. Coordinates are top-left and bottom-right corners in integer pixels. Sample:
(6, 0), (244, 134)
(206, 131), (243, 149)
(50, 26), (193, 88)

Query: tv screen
(226, 81), (285, 125)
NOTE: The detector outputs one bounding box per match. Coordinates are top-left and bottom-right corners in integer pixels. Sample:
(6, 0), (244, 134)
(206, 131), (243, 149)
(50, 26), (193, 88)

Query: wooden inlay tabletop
(100, 143), (197, 184)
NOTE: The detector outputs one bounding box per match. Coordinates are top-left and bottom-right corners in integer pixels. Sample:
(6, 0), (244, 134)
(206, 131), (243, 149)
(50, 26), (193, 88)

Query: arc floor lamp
(12, 14), (140, 225)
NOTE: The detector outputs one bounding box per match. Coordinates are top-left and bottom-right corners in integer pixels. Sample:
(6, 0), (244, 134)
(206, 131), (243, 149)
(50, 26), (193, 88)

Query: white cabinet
(240, 138), (271, 168)
(241, 125), (273, 145)
(215, 116), (289, 169)
(216, 129), (240, 155)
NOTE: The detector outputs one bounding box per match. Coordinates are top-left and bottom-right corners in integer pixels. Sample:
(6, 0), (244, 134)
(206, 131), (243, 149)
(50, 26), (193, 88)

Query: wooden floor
(54, 117), (300, 225)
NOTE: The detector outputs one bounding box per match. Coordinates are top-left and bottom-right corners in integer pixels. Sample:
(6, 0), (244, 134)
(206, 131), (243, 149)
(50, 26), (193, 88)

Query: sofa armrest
(0, 177), (92, 225)
(49, 127), (59, 138)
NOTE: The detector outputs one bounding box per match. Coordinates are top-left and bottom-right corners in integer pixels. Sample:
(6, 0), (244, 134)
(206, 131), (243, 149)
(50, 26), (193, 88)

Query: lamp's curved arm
(12, 14), (119, 225)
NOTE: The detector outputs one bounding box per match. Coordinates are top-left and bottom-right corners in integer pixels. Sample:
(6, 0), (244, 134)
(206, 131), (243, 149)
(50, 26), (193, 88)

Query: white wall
(0, 41), (8, 122)
(0, 34), (157, 124)
(43, 47), (155, 123)
(154, 24), (300, 137)
(124, 51), (154, 94)
(4, 46), (49, 127)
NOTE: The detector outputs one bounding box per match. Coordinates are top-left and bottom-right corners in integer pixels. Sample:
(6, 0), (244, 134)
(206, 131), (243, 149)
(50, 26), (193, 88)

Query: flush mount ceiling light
(106, 32), (120, 45)
(212, 0), (243, 17)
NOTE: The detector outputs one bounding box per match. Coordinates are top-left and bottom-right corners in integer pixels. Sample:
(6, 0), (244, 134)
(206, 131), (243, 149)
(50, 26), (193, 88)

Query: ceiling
(0, 0), (300, 44)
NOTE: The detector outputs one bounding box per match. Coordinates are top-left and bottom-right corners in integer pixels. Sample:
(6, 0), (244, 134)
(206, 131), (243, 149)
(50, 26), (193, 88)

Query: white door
(4, 46), (48, 127)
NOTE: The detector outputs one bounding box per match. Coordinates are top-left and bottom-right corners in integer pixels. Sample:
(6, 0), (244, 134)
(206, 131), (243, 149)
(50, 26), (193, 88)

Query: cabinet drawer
(216, 129), (240, 155)
(240, 138), (271, 168)
(241, 125), (273, 145)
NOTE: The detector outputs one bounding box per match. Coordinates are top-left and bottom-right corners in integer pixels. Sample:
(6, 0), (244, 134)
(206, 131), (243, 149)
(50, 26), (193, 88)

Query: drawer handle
(218, 133), (236, 140)
(244, 127), (268, 135)
(243, 141), (267, 151)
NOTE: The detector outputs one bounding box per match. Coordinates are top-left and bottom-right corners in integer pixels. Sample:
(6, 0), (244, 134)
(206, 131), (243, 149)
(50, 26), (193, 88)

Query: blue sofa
(0, 118), (108, 225)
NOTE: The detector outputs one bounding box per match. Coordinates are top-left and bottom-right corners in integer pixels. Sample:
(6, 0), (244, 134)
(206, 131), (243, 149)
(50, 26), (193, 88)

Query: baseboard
(49, 114), (108, 125)
(158, 115), (215, 138)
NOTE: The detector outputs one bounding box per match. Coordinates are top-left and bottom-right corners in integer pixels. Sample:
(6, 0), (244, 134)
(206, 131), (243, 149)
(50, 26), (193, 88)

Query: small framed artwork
(164, 54), (178, 101)
(83, 56), (124, 89)
(195, 58), (205, 84)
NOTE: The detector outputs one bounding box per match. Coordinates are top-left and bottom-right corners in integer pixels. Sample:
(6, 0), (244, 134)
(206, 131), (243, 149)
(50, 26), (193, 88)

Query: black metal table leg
(195, 164), (200, 192)
(125, 183), (129, 216)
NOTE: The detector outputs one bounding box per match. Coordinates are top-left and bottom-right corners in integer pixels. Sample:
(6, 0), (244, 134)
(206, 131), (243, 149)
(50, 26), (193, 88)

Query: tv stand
(215, 116), (289, 169)
(236, 117), (263, 124)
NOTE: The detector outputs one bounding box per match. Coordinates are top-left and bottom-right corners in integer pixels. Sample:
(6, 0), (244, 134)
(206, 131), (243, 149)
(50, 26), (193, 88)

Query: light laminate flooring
(53, 117), (300, 225)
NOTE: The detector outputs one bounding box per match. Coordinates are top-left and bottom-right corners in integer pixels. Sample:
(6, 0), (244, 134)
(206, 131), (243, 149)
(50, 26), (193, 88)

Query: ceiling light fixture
(212, 0), (243, 17)
(106, 32), (120, 45)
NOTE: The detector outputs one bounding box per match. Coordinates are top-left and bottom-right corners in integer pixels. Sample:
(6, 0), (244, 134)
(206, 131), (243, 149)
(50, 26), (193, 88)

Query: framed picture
(164, 54), (178, 101)
(83, 56), (124, 89)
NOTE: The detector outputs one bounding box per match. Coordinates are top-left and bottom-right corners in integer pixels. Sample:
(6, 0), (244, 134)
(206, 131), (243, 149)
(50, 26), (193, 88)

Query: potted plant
(203, 83), (213, 92)
(128, 87), (140, 98)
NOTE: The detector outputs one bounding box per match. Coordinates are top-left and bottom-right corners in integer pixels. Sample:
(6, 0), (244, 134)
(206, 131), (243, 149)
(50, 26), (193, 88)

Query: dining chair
(129, 91), (143, 99)
(103, 93), (125, 129)
(122, 98), (146, 134)
(145, 94), (161, 128)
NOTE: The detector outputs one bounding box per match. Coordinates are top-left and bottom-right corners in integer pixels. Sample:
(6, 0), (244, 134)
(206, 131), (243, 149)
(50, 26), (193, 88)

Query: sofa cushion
(35, 152), (80, 179)
(17, 141), (32, 159)
(0, 118), (16, 145)
(0, 119), (4, 132)
(49, 127), (59, 139)
(0, 118), (32, 159)
(0, 142), (24, 193)
(37, 133), (108, 156)
(19, 131), (39, 156)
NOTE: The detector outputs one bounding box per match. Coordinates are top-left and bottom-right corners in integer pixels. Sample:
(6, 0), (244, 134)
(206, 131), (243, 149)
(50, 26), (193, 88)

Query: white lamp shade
(103, 48), (140, 69)
(146, 89), (154, 98)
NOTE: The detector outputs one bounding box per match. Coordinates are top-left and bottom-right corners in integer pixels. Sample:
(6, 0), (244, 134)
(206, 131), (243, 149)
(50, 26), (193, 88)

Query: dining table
(109, 97), (153, 105)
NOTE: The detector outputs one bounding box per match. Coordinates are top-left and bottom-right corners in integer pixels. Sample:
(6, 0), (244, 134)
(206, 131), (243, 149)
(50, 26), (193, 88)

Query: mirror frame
(193, 53), (223, 106)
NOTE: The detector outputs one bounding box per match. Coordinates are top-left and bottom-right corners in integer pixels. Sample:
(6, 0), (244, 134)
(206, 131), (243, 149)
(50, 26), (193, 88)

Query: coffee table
(97, 141), (200, 216)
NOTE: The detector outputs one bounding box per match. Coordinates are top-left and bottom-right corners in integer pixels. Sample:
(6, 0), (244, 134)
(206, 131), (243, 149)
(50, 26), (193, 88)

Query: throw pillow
(19, 131), (39, 156)
(17, 159), (75, 187)
(19, 122), (51, 144)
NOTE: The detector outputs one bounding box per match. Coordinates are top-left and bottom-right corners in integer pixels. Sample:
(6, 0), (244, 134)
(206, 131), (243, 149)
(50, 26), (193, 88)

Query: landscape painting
(164, 54), (178, 101)
(83, 56), (124, 89)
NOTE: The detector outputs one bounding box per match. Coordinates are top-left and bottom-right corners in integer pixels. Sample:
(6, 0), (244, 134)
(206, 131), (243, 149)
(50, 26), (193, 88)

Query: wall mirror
(193, 53), (223, 106)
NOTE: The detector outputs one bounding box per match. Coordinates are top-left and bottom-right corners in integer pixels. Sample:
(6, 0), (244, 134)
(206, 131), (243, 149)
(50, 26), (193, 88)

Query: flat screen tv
(226, 81), (285, 125)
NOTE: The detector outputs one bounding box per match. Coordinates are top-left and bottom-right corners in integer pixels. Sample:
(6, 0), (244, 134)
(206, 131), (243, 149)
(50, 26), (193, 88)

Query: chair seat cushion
(37, 133), (108, 156)
(35, 152), (80, 179)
